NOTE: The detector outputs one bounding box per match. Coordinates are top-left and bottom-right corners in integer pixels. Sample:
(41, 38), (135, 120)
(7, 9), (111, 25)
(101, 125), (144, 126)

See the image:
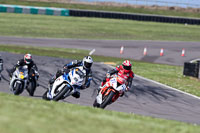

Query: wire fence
(82, 0), (200, 8)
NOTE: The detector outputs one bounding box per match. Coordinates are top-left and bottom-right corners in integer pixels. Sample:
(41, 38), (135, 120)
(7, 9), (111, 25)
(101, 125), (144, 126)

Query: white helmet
(83, 56), (93, 69)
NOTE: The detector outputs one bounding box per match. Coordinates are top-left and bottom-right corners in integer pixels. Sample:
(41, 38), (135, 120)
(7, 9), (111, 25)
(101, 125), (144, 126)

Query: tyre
(100, 91), (115, 109)
(42, 90), (50, 101)
(53, 86), (70, 101)
(28, 81), (36, 96)
(13, 82), (23, 95)
(93, 99), (100, 108)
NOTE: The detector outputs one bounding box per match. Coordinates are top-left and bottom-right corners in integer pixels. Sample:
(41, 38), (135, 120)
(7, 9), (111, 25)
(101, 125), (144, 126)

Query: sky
(79, 0), (200, 8)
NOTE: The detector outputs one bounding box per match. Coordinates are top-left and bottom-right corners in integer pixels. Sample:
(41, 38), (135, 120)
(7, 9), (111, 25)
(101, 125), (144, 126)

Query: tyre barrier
(183, 61), (200, 78)
(69, 9), (200, 25)
(0, 4), (200, 25)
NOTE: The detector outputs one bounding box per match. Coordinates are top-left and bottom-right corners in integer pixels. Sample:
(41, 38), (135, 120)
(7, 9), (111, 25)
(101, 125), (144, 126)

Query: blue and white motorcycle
(43, 66), (86, 101)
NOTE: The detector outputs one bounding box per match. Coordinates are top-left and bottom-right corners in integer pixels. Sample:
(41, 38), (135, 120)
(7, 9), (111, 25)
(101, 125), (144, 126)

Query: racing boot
(72, 91), (80, 98)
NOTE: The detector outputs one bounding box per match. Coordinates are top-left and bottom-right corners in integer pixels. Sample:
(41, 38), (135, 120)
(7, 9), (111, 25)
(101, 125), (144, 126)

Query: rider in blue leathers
(49, 56), (93, 98)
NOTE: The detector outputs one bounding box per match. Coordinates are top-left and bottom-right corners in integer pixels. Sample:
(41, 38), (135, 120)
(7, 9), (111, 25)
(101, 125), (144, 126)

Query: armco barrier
(1, 4), (200, 25)
(69, 9), (200, 25)
(0, 4), (69, 16)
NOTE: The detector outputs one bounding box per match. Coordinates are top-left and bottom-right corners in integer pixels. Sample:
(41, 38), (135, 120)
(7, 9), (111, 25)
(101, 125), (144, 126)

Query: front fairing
(96, 76), (126, 104)
(49, 75), (68, 99)
(48, 67), (86, 99)
(108, 77), (126, 92)
(10, 66), (28, 90)
(16, 66), (28, 80)
(68, 67), (85, 86)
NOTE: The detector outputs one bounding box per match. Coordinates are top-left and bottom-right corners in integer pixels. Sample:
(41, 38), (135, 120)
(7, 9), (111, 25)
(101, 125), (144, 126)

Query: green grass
(0, 13), (200, 41)
(1, 0), (200, 18)
(1, 45), (200, 97)
(0, 92), (200, 133)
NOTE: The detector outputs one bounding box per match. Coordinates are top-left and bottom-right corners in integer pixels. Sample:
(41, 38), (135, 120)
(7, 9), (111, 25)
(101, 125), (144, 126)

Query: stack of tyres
(183, 62), (199, 78)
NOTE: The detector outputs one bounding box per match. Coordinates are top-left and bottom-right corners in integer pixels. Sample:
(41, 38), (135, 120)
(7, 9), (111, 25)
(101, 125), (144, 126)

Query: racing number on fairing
(110, 78), (116, 84)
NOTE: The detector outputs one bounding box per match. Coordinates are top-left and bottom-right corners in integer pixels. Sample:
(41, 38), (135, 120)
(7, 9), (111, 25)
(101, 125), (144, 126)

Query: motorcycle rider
(48, 56), (93, 98)
(99, 60), (134, 96)
(7, 53), (39, 79)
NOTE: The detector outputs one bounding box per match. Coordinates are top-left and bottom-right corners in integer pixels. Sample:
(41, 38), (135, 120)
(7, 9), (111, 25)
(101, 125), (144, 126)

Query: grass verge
(1, 45), (200, 97)
(1, 0), (200, 18)
(0, 13), (200, 41)
(1, 92), (200, 133)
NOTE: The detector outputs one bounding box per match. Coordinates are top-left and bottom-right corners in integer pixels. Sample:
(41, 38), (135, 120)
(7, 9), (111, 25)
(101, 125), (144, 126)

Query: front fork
(96, 87), (117, 104)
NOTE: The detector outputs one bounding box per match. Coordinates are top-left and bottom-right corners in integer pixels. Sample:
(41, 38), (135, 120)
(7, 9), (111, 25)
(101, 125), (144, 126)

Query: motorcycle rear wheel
(29, 81), (36, 96)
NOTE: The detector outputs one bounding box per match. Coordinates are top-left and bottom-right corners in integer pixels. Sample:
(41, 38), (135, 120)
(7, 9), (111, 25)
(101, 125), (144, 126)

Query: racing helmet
(83, 56), (93, 69)
(24, 54), (32, 64)
(122, 60), (132, 73)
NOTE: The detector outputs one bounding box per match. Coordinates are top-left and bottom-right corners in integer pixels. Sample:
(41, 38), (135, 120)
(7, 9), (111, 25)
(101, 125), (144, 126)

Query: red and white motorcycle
(93, 74), (127, 109)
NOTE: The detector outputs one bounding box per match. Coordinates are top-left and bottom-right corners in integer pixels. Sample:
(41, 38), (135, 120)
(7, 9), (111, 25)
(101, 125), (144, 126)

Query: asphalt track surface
(0, 52), (200, 125)
(1, 36), (200, 66)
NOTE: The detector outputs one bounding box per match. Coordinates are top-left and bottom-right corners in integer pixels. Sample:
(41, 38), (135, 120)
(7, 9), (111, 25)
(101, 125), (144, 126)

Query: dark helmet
(83, 56), (93, 69)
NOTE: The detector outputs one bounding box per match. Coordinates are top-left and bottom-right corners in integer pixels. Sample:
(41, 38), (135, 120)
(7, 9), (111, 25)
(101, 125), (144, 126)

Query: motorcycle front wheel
(42, 90), (50, 101)
(100, 91), (115, 109)
(13, 82), (23, 95)
(93, 99), (100, 108)
(53, 86), (70, 101)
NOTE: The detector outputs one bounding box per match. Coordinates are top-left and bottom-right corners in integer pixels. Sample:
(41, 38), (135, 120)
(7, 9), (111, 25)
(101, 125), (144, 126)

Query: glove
(126, 87), (130, 92)
(63, 68), (70, 73)
(35, 70), (39, 78)
(106, 73), (110, 78)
